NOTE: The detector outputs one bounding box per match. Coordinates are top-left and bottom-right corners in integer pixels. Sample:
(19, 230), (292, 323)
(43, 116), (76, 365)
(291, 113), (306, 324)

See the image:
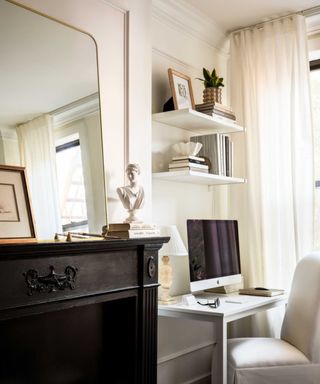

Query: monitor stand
(205, 282), (242, 294)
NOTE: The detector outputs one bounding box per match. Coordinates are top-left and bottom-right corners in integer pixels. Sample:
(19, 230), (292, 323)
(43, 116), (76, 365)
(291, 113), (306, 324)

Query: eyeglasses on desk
(197, 297), (220, 308)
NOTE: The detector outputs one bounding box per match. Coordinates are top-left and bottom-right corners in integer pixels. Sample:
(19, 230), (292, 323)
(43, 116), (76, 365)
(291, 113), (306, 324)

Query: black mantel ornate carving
(0, 237), (169, 384)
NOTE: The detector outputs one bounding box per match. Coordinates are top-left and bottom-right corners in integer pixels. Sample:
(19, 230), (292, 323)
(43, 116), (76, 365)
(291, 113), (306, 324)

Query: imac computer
(187, 219), (242, 293)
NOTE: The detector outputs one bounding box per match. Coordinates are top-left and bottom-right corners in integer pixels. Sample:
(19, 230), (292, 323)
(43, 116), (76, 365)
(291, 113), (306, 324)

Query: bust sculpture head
(117, 163), (145, 223)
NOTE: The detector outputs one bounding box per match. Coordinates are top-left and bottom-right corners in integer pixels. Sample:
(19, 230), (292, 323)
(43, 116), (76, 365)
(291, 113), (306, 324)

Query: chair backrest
(281, 252), (320, 363)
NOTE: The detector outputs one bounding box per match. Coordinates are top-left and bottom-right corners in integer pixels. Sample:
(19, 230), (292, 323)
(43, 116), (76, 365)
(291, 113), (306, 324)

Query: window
(310, 60), (320, 248)
(55, 134), (88, 232)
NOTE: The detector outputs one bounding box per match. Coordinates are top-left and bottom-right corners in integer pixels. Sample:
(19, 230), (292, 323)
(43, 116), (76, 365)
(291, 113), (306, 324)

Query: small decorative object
(162, 97), (174, 112)
(117, 163), (145, 223)
(197, 67), (224, 104)
(104, 222), (159, 239)
(168, 68), (195, 110)
(159, 225), (188, 304)
(66, 232), (73, 242)
(0, 165), (36, 243)
(172, 141), (202, 157)
(169, 142), (209, 173)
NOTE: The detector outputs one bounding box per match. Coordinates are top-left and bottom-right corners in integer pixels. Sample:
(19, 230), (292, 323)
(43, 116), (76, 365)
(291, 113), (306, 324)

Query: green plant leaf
(203, 68), (211, 82)
(197, 67), (224, 88)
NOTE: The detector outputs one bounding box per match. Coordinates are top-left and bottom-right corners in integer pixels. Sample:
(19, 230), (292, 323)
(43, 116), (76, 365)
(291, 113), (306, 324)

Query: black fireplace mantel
(0, 237), (169, 384)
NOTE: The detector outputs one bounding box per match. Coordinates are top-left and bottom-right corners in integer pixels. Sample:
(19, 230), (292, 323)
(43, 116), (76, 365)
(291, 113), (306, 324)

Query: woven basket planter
(203, 87), (222, 104)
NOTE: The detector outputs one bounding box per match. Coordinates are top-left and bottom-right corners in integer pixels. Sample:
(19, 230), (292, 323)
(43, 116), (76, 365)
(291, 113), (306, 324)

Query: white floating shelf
(152, 108), (244, 135)
(153, 170), (246, 186)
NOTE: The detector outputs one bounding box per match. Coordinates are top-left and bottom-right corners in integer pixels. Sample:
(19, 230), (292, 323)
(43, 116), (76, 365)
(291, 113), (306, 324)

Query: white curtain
(17, 114), (61, 239)
(229, 15), (314, 333)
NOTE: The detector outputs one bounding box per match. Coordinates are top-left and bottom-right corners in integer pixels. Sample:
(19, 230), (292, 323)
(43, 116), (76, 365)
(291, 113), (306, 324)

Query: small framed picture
(168, 68), (195, 110)
(0, 165), (36, 243)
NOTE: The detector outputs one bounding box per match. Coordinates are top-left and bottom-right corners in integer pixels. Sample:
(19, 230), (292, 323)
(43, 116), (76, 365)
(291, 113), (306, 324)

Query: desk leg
(212, 318), (227, 384)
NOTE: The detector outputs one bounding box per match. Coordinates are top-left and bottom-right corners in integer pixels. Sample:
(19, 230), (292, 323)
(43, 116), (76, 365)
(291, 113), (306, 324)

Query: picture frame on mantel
(168, 68), (195, 110)
(0, 165), (36, 244)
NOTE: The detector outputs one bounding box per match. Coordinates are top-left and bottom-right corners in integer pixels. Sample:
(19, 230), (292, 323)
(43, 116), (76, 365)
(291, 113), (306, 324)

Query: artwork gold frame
(0, 165), (36, 243)
(168, 68), (195, 110)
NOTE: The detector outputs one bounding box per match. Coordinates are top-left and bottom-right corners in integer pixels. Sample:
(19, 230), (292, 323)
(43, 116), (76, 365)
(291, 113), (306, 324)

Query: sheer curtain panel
(17, 114), (61, 239)
(230, 15), (314, 299)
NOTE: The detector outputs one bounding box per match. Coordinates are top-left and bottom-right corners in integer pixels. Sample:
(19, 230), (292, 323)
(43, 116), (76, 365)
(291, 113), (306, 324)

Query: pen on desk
(225, 300), (242, 304)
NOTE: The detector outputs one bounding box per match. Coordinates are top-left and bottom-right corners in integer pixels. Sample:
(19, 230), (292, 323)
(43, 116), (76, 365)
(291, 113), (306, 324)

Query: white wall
(0, 127), (20, 165)
(12, 0), (152, 224)
(152, 1), (230, 382)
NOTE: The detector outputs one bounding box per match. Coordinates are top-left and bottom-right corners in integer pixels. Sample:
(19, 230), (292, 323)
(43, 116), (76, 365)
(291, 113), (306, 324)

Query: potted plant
(197, 68), (224, 104)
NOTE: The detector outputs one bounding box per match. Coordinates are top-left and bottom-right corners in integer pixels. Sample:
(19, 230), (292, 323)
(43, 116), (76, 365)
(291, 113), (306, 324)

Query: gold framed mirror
(0, 0), (107, 240)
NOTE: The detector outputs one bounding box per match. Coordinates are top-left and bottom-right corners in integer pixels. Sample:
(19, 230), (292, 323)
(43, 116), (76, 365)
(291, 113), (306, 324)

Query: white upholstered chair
(227, 252), (320, 384)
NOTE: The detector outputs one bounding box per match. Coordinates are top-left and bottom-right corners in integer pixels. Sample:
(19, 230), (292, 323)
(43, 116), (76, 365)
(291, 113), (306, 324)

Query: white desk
(158, 293), (287, 384)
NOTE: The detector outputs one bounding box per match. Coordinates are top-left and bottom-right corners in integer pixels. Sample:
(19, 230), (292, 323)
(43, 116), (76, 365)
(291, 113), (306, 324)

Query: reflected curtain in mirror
(17, 115), (61, 239)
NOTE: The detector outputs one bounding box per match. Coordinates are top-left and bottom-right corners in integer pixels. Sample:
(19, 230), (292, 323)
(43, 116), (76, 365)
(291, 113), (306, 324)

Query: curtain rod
(230, 13), (299, 35)
(231, 5), (320, 35)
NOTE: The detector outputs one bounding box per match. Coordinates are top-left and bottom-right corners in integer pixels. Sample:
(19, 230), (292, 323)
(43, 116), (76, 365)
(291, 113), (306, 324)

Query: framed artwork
(168, 68), (195, 110)
(0, 165), (36, 243)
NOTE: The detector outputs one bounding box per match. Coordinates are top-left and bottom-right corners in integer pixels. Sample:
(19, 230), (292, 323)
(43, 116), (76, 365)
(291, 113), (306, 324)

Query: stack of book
(190, 134), (233, 176)
(239, 288), (285, 297)
(195, 102), (236, 121)
(106, 222), (160, 239)
(168, 155), (209, 173)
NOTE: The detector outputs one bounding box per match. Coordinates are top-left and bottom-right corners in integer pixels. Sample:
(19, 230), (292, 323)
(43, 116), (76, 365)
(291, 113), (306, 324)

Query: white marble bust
(117, 163), (145, 222)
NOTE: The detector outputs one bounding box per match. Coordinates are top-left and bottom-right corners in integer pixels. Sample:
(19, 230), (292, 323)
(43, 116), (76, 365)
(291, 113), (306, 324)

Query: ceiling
(184, 0), (320, 32)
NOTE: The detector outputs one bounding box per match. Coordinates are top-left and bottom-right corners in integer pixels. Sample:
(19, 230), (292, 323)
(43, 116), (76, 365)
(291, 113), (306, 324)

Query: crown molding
(304, 5), (320, 18)
(152, 0), (228, 55)
(51, 93), (100, 128)
(304, 6), (320, 35)
(152, 47), (199, 73)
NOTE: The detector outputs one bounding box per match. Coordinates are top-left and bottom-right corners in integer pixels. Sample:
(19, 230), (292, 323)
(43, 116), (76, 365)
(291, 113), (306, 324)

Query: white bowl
(172, 142), (202, 157)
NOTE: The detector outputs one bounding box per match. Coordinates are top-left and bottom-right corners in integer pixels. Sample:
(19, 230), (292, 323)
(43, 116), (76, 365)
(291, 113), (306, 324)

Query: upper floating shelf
(153, 170), (246, 186)
(152, 108), (244, 135)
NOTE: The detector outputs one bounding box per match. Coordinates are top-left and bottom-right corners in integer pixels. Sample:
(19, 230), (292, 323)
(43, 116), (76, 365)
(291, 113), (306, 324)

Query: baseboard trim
(183, 372), (211, 384)
(158, 341), (215, 364)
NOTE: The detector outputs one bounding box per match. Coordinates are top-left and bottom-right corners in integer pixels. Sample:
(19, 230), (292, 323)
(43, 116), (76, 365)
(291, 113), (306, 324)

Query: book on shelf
(107, 228), (161, 239)
(225, 138), (234, 177)
(220, 134), (225, 176)
(225, 136), (230, 177)
(172, 155), (205, 162)
(169, 161), (208, 170)
(239, 288), (285, 297)
(169, 166), (209, 173)
(214, 102), (234, 113)
(191, 134), (220, 175)
(195, 102), (236, 121)
(198, 108), (236, 121)
(196, 102), (234, 114)
(191, 134), (233, 177)
(212, 109), (236, 120)
(108, 222), (157, 231)
(171, 158), (205, 165)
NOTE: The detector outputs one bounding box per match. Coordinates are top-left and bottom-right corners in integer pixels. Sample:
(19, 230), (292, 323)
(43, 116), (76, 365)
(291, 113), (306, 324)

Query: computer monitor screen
(187, 219), (241, 292)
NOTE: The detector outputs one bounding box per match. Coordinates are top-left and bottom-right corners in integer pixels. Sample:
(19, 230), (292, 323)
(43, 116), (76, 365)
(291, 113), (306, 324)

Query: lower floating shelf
(153, 170), (246, 186)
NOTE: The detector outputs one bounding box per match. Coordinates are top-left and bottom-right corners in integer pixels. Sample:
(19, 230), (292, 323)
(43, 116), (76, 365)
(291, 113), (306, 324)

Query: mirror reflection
(0, 1), (106, 240)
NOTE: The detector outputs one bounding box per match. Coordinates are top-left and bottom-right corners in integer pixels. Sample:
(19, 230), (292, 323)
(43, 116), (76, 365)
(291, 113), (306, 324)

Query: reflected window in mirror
(55, 134), (88, 232)
(0, 1), (107, 240)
